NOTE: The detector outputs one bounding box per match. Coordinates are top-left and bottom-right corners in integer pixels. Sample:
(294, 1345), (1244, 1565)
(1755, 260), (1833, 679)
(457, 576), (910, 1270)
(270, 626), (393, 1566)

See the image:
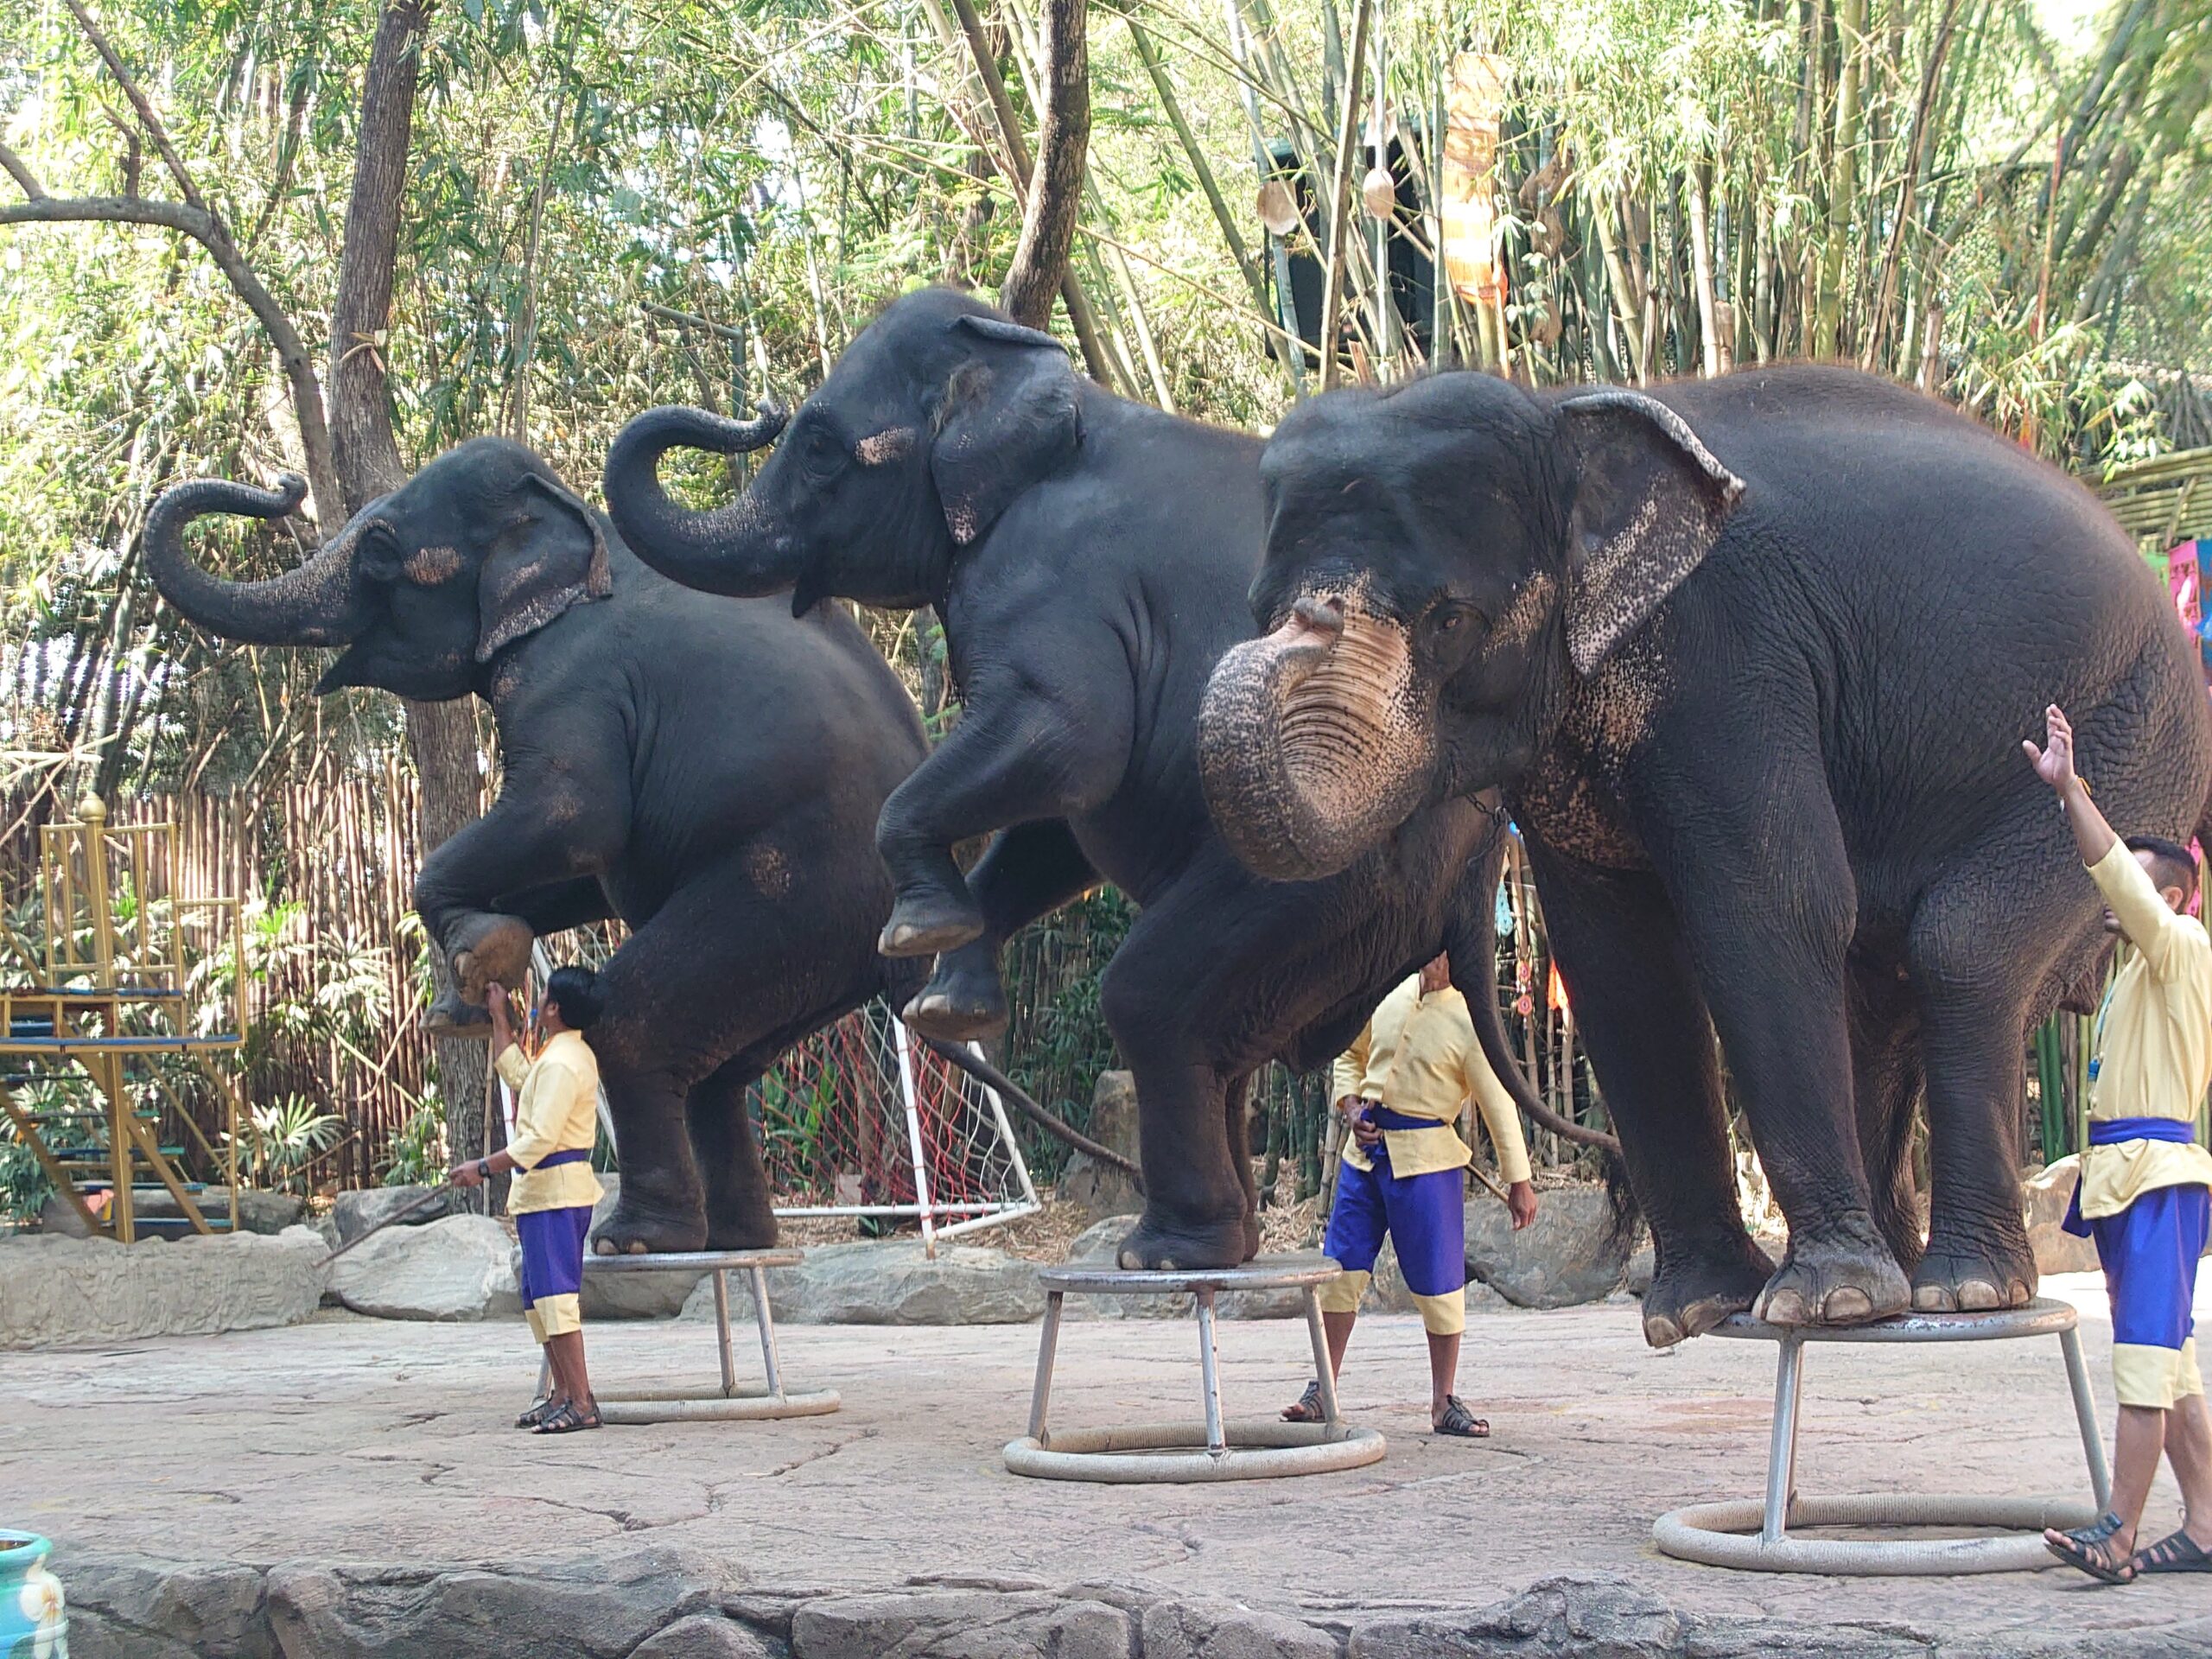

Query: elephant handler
(2028, 705), (2212, 1581)
(1283, 953), (1539, 1437)
(451, 968), (607, 1436)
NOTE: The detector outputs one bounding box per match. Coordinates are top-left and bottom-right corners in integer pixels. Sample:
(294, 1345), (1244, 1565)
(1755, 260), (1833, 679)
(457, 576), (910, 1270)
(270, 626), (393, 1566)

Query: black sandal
(2133, 1529), (2212, 1574)
(2045, 1512), (2135, 1584)
(1433, 1395), (1491, 1438)
(1281, 1379), (1327, 1423)
(515, 1395), (559, 1429)
(534, 1397), (602, 1435)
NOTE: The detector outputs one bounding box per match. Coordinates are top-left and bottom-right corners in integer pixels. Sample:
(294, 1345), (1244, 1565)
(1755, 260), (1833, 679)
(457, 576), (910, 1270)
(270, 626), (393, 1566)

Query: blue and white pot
(0, 1534), (65, 1659)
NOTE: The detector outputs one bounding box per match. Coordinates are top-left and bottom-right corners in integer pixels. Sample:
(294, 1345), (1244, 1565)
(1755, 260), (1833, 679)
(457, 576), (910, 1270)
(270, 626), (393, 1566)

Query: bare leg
(1427, 1330), (1462, 1426)
(1324, 1309), (1356, 1376)
(544, 1331), (594, 1411)
(2050, 1403), (2164, 1567)
(2163, 1393), (2212, 1548)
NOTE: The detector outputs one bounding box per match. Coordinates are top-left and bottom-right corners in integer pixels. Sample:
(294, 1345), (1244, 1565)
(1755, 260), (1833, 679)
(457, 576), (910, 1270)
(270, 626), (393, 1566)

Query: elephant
(1197, 364), (2212, 1343)
(601, 285), (1610, 1271)
(143, 436), (1020, 1255)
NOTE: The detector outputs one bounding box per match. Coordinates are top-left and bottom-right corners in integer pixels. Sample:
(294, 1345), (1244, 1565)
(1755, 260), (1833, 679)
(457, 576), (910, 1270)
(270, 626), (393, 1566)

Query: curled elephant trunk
(143, 474), (365, 647)
(601, 401), (797, 596)
(1198, 594), (1433, 881)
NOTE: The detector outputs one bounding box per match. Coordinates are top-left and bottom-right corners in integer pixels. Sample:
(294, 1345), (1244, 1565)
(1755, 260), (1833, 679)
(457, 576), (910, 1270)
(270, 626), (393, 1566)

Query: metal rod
(2060, 1325), (2113, 1510)
(1304, 1285), (1343, 1427)
(1761, 1335), (1805, 1545)
(1027, 1289), (1065, 1444)
(714, 1268), (740, 1398)
(749, 1265), (785, 1400)
(1198, 1287), (1227, 1456)
(890, 1015), (938, 1259)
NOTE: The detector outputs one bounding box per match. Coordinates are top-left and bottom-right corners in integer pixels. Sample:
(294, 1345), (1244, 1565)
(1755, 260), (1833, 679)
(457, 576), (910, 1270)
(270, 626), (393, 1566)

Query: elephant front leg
(589, 1033), (709, 1255)
(905, 819), (1097, 1042)
(687, 1057), (778, 1251)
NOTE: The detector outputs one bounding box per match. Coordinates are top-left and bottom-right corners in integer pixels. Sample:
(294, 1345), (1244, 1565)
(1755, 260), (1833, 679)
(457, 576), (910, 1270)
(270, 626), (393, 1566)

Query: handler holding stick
(451, 968), (607, 1435)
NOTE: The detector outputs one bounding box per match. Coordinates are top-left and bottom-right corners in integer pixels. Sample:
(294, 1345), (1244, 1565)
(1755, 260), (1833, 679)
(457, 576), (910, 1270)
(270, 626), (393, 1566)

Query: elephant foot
(704, 1200), (780, 1253)
(1754, 1227), (1910, 1328)
(879, 889), (985, 959)
(1116, 1208), (1254, 1272)
(424, 984), (490, 1039)
(1640, 1241), (1775, 1349)
(902, 960), (1009, 1043)
(1910, 1228), (2036, 1313)
(591, 1195), (707, 1257)
(448, 912), (535, 1004)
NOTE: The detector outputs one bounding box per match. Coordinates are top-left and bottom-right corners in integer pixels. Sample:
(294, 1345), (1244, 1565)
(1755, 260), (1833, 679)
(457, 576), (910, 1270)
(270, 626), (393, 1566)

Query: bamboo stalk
(1315, 0), (1374, 391)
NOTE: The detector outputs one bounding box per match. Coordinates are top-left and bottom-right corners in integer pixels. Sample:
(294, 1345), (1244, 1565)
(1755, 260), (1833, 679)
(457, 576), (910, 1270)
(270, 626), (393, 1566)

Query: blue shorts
(517, 1203), (592, 1340)
(2092, 1183), (2209, 1408)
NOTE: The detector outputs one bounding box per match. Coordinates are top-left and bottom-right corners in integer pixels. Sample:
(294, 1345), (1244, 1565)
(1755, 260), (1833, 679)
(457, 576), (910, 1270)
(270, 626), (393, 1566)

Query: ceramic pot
(0, 1534), (65, 1658)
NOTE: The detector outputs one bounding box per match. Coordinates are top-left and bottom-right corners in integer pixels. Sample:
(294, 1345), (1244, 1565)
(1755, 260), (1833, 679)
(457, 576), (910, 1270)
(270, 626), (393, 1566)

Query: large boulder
(1058, 1071), (1142, 1220)
(683, 1237), (1045, 1325)
(131, 1185), (304, 1236)
(2024, 1157), (2100, 1275)
(578, 1176), (706, 1319)
(0, 1226), (327, 1349)
(330, 1183), (467, 1245)
(328, 1212), (521, 1321)
(1465, 1184), (1636, 1308)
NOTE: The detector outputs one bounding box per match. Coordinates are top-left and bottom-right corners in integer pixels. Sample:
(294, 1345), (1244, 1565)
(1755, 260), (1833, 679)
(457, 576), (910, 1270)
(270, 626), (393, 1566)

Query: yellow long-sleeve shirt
(494, 1029), (605, 1214)
(1332, 976), (1534, 1183)
(2078, 842), (2212, 1220)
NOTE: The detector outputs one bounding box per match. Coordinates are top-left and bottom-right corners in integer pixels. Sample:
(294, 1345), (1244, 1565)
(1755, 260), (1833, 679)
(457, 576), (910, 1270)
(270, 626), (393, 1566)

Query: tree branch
(61, 0), (209, 214)
(0, 142), (47, 200)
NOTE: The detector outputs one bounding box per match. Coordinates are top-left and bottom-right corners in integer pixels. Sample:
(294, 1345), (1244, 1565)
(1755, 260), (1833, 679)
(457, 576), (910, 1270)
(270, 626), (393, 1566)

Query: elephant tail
(921, 1036), (1146, 1192)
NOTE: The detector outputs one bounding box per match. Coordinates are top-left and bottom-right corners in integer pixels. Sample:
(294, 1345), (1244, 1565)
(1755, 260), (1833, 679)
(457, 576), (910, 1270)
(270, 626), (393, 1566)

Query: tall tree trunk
(999, 0), (1090, 331)
(327, 0), (493, 1201)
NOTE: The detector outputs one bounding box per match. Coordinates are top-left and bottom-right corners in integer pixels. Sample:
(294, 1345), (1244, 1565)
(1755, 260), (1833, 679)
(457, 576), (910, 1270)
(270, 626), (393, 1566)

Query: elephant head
(1198, 374), (1745, 881)
(604, 286), (1082, 613)
(146, 438), (626, 701)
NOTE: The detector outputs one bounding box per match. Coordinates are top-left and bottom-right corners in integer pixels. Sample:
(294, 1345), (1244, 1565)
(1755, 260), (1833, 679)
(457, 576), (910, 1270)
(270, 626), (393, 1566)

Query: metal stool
(1002, 1253), (1386, 1483)
(1652, 1298), (2109, 1573)
(536, 1249), (839, 1424)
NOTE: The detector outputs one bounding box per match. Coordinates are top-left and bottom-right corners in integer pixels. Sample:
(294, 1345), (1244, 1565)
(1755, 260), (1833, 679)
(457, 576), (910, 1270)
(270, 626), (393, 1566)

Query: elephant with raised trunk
(1199, 365), (2212, 1344)
(603, 286), (1606, 1272)
(145, 435), (937, 1255)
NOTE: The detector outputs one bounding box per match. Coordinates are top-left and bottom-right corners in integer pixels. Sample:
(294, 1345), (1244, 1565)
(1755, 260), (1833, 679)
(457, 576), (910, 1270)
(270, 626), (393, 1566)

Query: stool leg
(1761, 1334), (1806, 1546)
(749, 1266), (785, 1400)
(1197, 1287), (1227, 1457)
(1303, 1286), (1342, 1428)
(2060, 1325), (2113, 1510)
(1027, 1289), (1064, 1445)
(710, 1268), (739, 1398)
(537, 1351), (551, 1399)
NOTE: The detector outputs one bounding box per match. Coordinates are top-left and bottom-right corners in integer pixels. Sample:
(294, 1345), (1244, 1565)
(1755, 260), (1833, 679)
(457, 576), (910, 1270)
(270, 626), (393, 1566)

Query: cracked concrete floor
(4, 1270), (2208, 1647)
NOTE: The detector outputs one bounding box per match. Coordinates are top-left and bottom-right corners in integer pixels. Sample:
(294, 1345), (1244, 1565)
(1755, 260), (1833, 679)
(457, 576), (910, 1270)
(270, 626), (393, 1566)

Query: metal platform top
(1038, 1252), (1342, 1295)
(583, 1247), (805, 1272)
(1711, 1297), (2078, 1344)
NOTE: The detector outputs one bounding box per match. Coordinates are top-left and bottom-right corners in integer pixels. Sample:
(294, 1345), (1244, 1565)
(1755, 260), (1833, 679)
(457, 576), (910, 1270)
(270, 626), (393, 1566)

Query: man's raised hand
(2023, 703), (2078, 794)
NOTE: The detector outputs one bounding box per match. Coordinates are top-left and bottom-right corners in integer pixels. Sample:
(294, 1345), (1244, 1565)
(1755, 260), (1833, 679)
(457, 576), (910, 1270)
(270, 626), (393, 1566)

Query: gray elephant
(1199, 365), (2212, 1341)
(144, 437), (938, 1254)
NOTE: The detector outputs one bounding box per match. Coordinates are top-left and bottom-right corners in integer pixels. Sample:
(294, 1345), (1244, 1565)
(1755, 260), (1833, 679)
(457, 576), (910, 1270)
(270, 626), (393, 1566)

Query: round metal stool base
(1653, 1493), (2099, 1575)
(1004, 1419), (1386, 1484)
(597, 1387), (841, 1426)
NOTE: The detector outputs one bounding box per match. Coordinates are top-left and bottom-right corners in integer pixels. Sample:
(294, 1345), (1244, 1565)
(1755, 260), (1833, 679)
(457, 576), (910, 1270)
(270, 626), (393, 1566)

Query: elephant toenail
(626, 1239), (649, 1255)
(1643, 1315), (1685, 1349)
(594, 1238), (616, 1255)
(1911, 1284), (1954, 1312)
(1955, 1279), (2001, 1311)
(1759, 1288), (1809, 1325)
(1823, 1287), (1874, 1322)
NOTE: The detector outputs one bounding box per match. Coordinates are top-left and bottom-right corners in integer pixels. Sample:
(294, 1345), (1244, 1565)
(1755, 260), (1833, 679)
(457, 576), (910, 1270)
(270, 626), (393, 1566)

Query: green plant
(0, 1135), (54, 1225)
(379, 1094), (449, 1187)
(231, 1093), (342, 1195)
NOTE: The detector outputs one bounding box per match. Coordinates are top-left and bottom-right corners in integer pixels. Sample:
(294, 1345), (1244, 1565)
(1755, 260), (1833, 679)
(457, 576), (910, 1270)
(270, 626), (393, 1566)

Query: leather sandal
(1433, 1395), (1490, 1438)
(1281, 1379), (1327, 1423)
(515, 1395), (559, 1430)
(2133, 1529), (2212, 1575)
(534, 1397), (603, 1434)
(2046, 1511), (2135, 1584)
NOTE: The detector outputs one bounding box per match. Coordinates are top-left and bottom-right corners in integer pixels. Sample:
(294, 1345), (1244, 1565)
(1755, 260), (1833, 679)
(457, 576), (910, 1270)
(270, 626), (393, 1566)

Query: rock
(1141, 1599), (1340, 1659)
(1058, 1217), (1303, 1320)
(1465, 1185), (1636, 1308)
(792, 1590), (1131, 1659)
(1624, 1243), (1656, 1297)
(631, 1613), (772, 1659)
(54, 1546), (276, 1659)
(1057, 1071), (1141, 1220)
(1351, 1573), (1684, 1659)
(328, 1213), (520, 1322)
(0, 1226), (326, 1350)
(2024, 1158), (2100, 1275)
(330, 1183), (466, 1245)
(35, 1194), (92, 1237)
(683, 1238), (1043, 1325)
(130, 1187), (303, 1236)
(580, 1176), (704, 1319)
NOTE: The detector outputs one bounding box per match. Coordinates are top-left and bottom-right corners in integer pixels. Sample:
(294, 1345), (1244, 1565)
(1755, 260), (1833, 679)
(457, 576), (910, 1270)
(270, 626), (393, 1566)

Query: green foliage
(232, 1091), (342, 1194)
(0, 1133), (54, 1225)
(379, 1090), (448, 1187)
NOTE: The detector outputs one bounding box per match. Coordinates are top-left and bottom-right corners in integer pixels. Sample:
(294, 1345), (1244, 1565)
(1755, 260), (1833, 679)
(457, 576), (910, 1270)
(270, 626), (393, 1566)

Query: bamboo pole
(1315, 0), (1374, 391)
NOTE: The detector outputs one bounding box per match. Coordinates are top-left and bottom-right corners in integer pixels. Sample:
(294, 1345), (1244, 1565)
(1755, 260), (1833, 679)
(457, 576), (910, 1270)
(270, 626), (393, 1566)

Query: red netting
(754, 999), (1035, 1229)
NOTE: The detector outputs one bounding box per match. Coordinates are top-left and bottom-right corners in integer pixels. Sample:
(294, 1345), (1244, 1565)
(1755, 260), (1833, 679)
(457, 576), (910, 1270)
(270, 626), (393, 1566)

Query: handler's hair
(2125, 835), (2199, 904)
(544, 964), (604, 1031)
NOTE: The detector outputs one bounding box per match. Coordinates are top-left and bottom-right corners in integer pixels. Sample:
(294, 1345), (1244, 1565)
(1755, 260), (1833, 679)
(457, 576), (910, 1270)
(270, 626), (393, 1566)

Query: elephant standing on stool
(144, 438), (927, 1255)
(604, 287), (1605, 1272)
(1198, 365), (2212, 1342)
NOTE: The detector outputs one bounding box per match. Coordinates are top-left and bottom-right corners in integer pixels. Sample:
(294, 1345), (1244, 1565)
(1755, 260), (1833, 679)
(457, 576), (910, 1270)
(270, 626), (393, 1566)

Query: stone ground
(8, 1271), (2212, 1657)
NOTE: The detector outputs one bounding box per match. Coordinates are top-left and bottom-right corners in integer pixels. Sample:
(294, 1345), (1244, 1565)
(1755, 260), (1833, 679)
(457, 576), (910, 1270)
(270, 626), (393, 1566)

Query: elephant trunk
(601, 401), (797, 596)
(1198, 594), (1433, 881)
(143, 474), (365, 647)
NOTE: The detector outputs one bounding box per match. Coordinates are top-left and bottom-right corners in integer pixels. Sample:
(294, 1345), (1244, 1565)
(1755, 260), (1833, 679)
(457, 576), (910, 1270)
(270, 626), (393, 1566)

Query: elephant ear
(476, 473), (613, 661)
(929, 314), (1084, 547)
(1556, 390), (1745, 677)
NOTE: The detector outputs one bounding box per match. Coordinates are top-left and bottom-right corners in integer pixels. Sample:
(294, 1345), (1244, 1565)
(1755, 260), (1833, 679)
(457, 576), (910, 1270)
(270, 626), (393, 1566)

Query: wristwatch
(476, 1158), (491, 1180)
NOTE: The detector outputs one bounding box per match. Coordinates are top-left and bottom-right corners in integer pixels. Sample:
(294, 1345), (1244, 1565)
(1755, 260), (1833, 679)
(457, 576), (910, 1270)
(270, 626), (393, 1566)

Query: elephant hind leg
(1850, 959), (1925, 1275)
(687, 1056), (777, 1251)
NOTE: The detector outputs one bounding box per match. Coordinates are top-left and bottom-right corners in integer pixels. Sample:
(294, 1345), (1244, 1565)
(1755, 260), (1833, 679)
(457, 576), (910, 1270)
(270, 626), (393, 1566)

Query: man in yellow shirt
(452, 968), (607, 1435)
(1282, 954), (1538, 1437)
(2028, 705), (2212, 1580)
